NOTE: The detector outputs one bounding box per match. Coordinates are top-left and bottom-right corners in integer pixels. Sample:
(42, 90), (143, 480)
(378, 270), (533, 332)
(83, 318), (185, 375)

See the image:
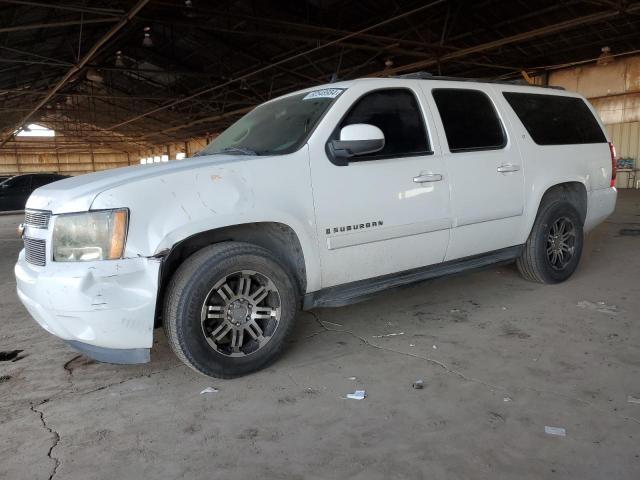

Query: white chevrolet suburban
(15, 75), (617, 378)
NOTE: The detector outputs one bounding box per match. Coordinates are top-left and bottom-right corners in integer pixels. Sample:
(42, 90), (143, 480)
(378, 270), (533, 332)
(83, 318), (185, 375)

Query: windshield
(197, 88), (344, 157)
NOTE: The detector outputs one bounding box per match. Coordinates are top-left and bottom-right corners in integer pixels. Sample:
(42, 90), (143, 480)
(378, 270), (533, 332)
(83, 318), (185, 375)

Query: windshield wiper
(192, 146), (259, 157)
(218, 146), (258, 156)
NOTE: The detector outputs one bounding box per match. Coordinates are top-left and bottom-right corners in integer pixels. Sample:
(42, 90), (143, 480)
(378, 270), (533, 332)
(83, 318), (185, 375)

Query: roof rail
(393, 71), (565, 90)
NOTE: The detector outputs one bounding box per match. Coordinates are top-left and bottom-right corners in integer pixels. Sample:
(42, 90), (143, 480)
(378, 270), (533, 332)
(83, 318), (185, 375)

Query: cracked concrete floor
(1, 191), (639, 480)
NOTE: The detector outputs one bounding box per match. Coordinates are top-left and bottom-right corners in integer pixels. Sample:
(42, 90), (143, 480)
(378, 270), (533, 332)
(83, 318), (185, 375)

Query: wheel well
(539, 182), (587, 225)
(154, 222), (307, 326)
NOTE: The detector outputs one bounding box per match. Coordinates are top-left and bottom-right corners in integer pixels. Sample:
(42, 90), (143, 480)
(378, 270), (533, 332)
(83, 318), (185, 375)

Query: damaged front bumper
(15, 250), (161, 364)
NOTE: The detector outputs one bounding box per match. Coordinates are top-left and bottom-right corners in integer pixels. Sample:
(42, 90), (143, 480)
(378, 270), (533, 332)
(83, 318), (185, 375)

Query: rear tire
(516, 201), (583, 284)
(163, 242), (298, 378)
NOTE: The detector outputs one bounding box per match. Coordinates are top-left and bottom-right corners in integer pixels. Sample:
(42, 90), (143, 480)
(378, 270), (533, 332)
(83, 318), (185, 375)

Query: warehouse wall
(606, 121), (640, 189)
(607, 122), (640, 158)
(0, 145), (132, 176)
(0, 135), (213, 176)
(137, 136), (211, 163)
(549, 54), (640, 124)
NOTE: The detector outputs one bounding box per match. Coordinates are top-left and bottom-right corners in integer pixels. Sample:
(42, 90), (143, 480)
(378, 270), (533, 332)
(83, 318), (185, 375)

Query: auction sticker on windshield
(303, 88), (343, 100)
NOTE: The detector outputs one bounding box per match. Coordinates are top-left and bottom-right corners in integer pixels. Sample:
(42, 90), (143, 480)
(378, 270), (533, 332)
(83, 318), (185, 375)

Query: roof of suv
(264, 73), (576, 109)
(393, 72), (564, 89)
(301, 74), (565, 94)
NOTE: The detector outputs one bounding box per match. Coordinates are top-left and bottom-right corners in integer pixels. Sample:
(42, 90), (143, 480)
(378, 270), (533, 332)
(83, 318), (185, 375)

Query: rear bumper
(15, 251), (161, 363)
(584, 187), (617, 233)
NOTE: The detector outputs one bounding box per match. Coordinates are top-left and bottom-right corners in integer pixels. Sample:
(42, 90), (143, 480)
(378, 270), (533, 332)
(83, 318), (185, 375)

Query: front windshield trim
(196, 87), (346, 158)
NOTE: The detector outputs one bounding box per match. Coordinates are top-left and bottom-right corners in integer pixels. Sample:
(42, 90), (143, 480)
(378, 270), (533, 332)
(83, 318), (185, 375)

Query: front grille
(24, 210), (51, 229)
(24, 237), (46, 266)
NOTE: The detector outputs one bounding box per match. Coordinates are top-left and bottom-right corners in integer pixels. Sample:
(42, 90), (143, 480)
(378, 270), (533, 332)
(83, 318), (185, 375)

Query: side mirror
(328, 123), (385, 165)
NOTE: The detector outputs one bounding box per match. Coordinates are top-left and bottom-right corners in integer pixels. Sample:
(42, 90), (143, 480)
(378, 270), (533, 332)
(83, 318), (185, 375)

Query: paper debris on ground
(544, 426), (566, 437)
(576, 300), (618, 315)
(372, 332), (404, 338)
(346, 390), (366, 400)
(627, 395), (640, 405)
(412, 380), (424, 389)
(432, 345), (438, 350)
(200, 387), (219, 394)
(347, 376), (357, 381)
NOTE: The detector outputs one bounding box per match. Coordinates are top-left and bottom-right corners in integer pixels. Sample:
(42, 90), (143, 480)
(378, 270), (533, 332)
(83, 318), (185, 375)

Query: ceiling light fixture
(183, 0), (196, 17)
(86, 68), (103, 83)
(115, 50), (124, 67)
(597, 46), (613, 66)
(143, 27), (153, 47)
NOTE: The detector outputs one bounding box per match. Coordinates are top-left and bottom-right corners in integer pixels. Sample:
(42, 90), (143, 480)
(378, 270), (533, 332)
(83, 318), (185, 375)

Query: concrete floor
(1, 192), (639, 480)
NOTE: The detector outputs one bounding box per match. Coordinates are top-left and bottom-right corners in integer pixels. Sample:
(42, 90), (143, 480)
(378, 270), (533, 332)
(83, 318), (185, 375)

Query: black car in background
(0, 173), (69, 212)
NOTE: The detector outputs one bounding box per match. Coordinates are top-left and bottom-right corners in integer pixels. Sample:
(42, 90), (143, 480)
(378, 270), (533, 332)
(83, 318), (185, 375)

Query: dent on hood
(86, 165), (255, 257)
(27, 189), (95, 214)
(26, 154), (250, 214)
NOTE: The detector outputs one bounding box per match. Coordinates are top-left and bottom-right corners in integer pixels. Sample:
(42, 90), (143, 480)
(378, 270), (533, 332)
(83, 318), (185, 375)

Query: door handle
(413, 173), (443, 183)
(497, 164), (521, 173)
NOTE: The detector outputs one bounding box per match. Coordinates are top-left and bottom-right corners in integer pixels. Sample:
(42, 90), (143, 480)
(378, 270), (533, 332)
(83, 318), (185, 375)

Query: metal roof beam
(0, 1), (123, 16)
(370, 8), (634, 77)
(105, 0), (448, 132)
(0, 17), (118, 34)
(0, 0), (151, 147)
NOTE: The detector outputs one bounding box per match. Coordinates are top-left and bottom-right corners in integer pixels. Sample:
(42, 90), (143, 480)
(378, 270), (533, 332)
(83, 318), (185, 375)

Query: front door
(308, 84), (451, 288)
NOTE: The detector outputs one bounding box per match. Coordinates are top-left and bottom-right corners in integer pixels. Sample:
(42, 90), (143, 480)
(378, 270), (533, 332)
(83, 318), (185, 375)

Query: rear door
(308, 83), (451, 288)
(424, 85), (525, 260)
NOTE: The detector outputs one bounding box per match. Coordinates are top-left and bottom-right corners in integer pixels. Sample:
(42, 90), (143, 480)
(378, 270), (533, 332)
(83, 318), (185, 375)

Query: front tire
(164, 242), (298, 378)
(516, 201), (583, 284)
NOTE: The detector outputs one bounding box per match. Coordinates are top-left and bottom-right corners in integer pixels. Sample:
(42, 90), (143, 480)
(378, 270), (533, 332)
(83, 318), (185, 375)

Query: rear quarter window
(502, 92), (606, 145)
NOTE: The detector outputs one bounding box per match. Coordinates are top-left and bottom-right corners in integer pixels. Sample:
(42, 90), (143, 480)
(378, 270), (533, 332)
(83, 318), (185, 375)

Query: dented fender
(90, 148), (322, 292)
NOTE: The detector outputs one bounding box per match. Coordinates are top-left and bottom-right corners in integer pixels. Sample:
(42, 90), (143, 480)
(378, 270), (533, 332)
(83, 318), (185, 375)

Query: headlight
(52, 209), (128, 262)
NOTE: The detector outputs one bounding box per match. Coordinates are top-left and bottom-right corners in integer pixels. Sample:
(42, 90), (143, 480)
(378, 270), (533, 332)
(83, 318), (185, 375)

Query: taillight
(609, 142), (617, 188)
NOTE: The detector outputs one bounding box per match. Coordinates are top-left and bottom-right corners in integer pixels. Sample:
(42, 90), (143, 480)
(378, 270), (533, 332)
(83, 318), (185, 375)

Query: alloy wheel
(546, 217), (576, 270)
(201, 270), (281, 357)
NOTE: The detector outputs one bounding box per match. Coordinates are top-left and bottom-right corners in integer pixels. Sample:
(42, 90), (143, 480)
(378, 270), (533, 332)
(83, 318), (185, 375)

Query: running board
(303, 245), (523, 309)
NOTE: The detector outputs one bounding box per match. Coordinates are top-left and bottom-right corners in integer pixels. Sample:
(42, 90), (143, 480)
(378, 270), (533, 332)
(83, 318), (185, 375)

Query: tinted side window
(432, 89), (506, 152)
(503, 92), (606, 145)
(338, 89), (430, 159)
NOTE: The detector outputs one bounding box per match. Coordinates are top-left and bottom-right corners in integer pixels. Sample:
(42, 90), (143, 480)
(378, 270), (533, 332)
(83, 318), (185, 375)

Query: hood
(26, 154), (253, 214)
